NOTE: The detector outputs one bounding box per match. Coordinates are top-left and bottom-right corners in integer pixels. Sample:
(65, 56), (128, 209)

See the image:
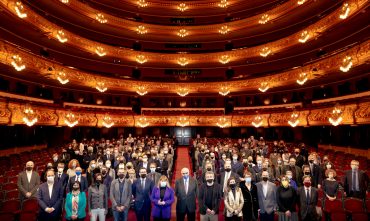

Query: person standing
(256, 171), (277, 221)
(240, 171), (259, 221)
(322, 169), (339, 201)
(297, 176), (319, 221)
(224, 176), (244, 221)
(175, 167), (198, 221)
(344, 160), (369, 199)
(17, 161), (40, 202)
(65, 181), (87, 221)
(110, 168), (132, 221)
(151, 175), (175, 221)
(88, 173), (108, 221)
(276, 175), (298, 221)
(132, 167), (155, 221)
(198, 171), (222, 221)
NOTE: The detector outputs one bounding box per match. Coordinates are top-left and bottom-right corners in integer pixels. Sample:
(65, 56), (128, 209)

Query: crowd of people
(16, 134), (368, 221)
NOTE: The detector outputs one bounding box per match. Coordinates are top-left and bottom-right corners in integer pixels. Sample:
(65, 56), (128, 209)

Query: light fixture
(137, 116), (149, 128)
(177, 3), (188, 12)
(56, 30), (68, 43)
(288, 112), (300, 127)
(60, 0), (69, 3)
(96, 13), (107, 23)
(339, 56), (352, 72)
(57, 72), (69, 84)
(217, 116), (229, 128)
(339, 3), (350, 19)
(252, 115), (263, 128)
(136, 55), (147, 64)
(219, 55), (230, 64)
(329, 106), (343, 126)
(258, 82), (269, 92)
(298, 30), (310, 43)
(11, 55), (26, 71)
(218, 0), (229, 8)
(177, 88), (189, 96)
(260, 47), (271, 57)
(137, 0), (148, 7)
(15, 1), (27, 18)
(136, 25), (148, 34)
(297, 0), (306, 5)
(218, 26), (229, 34)
(95, 46), (106, 57)
(136, 86), (148, 96)
(219, 86), (230, 96)
(102, 114), (114, 128)
(258, 14), (270, 24)
(22, 106), (37, 127)
(96, 82), (107, 92)
(177, 29), (188, 38)
(296, 72), (308, 85)
(177, 57), (189, 66)
(177, 116), (189, 127)
(64, 111), (78, 127)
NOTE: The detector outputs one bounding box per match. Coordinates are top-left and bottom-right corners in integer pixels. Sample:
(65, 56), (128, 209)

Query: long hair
(68, 159), (80, 170)
(157, 175), (170, 188)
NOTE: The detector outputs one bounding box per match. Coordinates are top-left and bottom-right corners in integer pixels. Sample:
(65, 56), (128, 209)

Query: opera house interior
(0, 0), (369, 220)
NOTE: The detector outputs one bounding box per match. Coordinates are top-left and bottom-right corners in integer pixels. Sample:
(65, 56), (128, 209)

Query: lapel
(228, 190), (235, 203)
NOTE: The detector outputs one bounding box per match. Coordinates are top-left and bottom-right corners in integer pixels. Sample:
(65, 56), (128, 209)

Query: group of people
(16, 134), (368, 221)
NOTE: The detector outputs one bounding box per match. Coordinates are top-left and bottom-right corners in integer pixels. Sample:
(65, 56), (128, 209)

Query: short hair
(302, 165), (310, 171)
(302, 175), (311, 182)
(205, 171), (215, 177)
(325, 169), (336, 178)
(139, 167), (147, 173)
(243, 171), (252, 177)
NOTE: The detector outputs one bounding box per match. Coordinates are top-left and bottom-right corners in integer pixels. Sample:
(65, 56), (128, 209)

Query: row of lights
(135, 0), (229, 9)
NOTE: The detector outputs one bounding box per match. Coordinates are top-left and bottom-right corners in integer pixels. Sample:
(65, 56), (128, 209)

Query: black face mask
(206, 179), (214, 184)
(229, 184), (236, 189)
(262, 177), (268, 182)
(309, 160), (314, 164)
(140, 174), (147, 178)
(118, 174), (124, 179)
(206, 168), (212, 171)
(127, 166), (132, 169)
(225, 168), (231, 172)
(304, 172), (310, 176)
(95, 180), (102, 184)
(73, 187), (80, 191)
(26, 167), (33, 171)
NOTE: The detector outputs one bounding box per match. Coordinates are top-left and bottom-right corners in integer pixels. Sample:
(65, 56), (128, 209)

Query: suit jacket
(132, 178), (154, 211)
(297, 186), (318, 220)
(157, 159), (169, 175)
(150, 186), (175, 219)
(283, 165), (302, 185)
(308, 164), (322, 188)
(175, 177), (198, 213)
(344, 169), (368, 195)
(198, 183), (222, 215)
(218, 171), (239, 192)
(148, 172), (162, 186)
(67, 175), (88, 192)
(55, 173), (68, 191)
(103, 154), (115, 164)
(17, 170), (40, 200)
(137, 162), (151, 174)
(224, 187), (244, 217)
(256, 181), (277, 214)
(37, 182), (64, 219)
(110, 178), (132, 210)
(231, 161), (244, 177)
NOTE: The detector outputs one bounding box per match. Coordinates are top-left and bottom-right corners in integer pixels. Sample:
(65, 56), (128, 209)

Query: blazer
(343, 169), (368, 195)
(150, 186), (175, 219)
(174, 177), (198, 213)
(67, 175), (88, 192)
(240, 181), (259, 221)
(132, 178), (154, 211)
(224, 187), (244, 217)
(308, 163), (322, 188)
(37, 182), (64, 219)
(88, 184), (108, 212)
(297, 186), (318, 220)
(218, 171), (239, 192)
(231, 161), (244, 177)
(256, 181), (277, 214)
(17, 170), (40, 200)
(110, 178), (132, 210)
(148, 172), (162, 186)
(198, 183), (222, 215)
(65, 191), (87, 219)
(55, 173), (68, 191)
(157, 159), (169, 175)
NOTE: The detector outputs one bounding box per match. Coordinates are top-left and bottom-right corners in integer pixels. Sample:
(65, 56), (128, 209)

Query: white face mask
(150, 168), (156, 173)
(160, 181), (167, 187)
(91, 164), (96, 169)
(47, 176), (55, 183)
(58, 168), (64, 173)
(106, 163), (111, 168)
(257, 161), (262, 165)
(326, 164), (332, 169)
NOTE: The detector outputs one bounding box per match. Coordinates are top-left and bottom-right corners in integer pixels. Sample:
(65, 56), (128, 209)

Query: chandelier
(96, 82), (107, 92)
(177, 3), (188, 12)
(219, 86), (230, 96)
(296, 72), (308, 85)
(15, 1), (27, 18)
(177, 29), (188, 38)
(136, 55), (147, 64)
(56, 30), (68, 43)
(258, 82), (269, 92)
(136, 86), (148, 96)
(218, 26), (229, 34)
(137, 116), (149, 128)
(96, 13), (107, 23)
(219, 55), (230, 64)
(298, 30), (310, 43)
(217, 116), (230, 128)
(218, 0), (229, 8)
(297, 0), (306, 5)
(64, 111), (78, 127)
(288, 112), (300, 127)
(259, 47), (271, 57)
(258, 14), (270, 24)
(177, 116), (189, 127)
(102, 114), (114, 128)
(57, 72), (69, 84)
(177, 57), (189, 66)
(95, 46), (106, 57)
(252, 115), (263, 128)
(22, 106), (37, 127)
(137, 0), (148, 7)
(136, 25), (148, 34)
(11, 55), (26, 71)
(60, 0), (69, 3)
(339, 56), (352, 72)
(339, 3), (350, 19)
(329, 106), (343, 126)
(177, 88), (189, 96)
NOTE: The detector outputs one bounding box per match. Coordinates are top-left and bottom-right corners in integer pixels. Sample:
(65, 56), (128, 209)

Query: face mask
(183, 175), (189, 179)
(102, 171), (107, 175)
(47, 176), (55, 183)
(262, 177), (268, 182)
(257, 161), (262, 165)
(282, 180), (289, 188)
(160, 181), (167, 187)
(118, 174), (124, 179)
(95, 179), (102, 184)
(326, 164), (332, 169)
(53, 157), (58, 162)
(351, 165), (358, 170)
(287, 175), (292, 180)
(277, 160), (282, 164)
(245, 177), (252, 183)
(309, 160), (314, 164)
(304, 182), (311, 187)
(206, 168), (212, 171)
(75, 171), (81, 176)
(304, 172), (310, 176)
(73, 186), (79, 191)
(233, 157), (238, 160)
(140, 174), (147, 178)
(206, 179), (214, 185)
(106, 163), (111, 168)
(127, 166), (132, 169)
(150, 168), (156, 173)
(26, 167), (33, 171)
(75, 151), (79, 155)
(91, 164), (96, 169)
(58, 168), (64, 173)
(225, 168), (231, 172)
(229, 183), (236, 189)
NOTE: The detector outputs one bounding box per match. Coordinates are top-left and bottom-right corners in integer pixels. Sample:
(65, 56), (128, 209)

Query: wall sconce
(259, 47), (271, 57)
(177, 29), (188, 38)
(60, 0), (69, 3)
(65, 111), (78, 127)
(136, 86), (148, 96)
(136, 55), (147, 64)
(23, 106), (37, 126)
(57, 72), (69, 84)
(102, 114), (114, 128)
(11, 55), (26, 71)
(218, 0), (229, 8)
(56, 30), (68, 43)
(339, 56), (352, 72)
(177, 88), (189, 96)
(96, 13), (107, 23)
(252, 115), (263, 128)
(219, 86), (230, 96)
(177, 116), (189, 127)
(137, 116), (149, 127)
(258, 82), (269, 92)
(137, 0), (148, 7)
(219, 55), (230, 64)
(298, 30), (310, 43)
(95, 46), (106, 57)
(96, 82), (107, 92)
(296, 72), (308, 85)
(15, 1), (27, 18)
(329, 106), (343, 126)
(218, 26), (229, 34)
(288, 112), (300, 127)
(177, 3), (188, 12)
(217, 116), (229, 128)
(297, 0), (306, 5)
(177, 57), (189, 66)
(339, 3), (350, 19)
(258, 14), (270, 24)
(136, 25), (148, 34)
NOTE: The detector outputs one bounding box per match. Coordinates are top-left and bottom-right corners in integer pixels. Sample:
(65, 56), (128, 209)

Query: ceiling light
(219, 55), (230, 64)
(252, 115), (263, 128)
(177, 3), (188, 12)
(298, 30), (310, 43)
(217, 116), (229, 128)
(96, 13), (107, 23)
(296, 72), (308, 85)
(102, 114), (114, 128)
(258, 14), (269, 24)
(96, 82), (107, 92)
(136, 86), (148, 96)
(339, 3), (350, 19)
(23, 106), (37, 127)
(136, 55), (147, 64)
(95, 46), (106, 57)
(218, 0), (229, 8)
(15, 2), (27, 18)
(136, 25), (148, 34)
(137, 116), (149, 127)
(56, 30), (68, 43)
(288, 112), (300, 127)
(57, 72), (69, 84)
(297, 0), (306, 5)
(60, 0), (69, 3)
(177, 29), (188, 38)
(258, 82), (269, 92)
(11, 55), (25, 71)
(177, 88), (189, 96)
(177, 57), (189, 66)
(329, 106), (343, 126)
(259, 47), (271, 57)
(219, 86), (230, 96)
(218, 25), (229, 34)
(339, 56), (352, 72)
(177, 116), (189, 127)
(65, 111), (78, 127)
(137, 0), (148, 7)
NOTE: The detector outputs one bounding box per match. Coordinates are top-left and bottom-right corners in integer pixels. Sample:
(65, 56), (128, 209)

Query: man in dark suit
(297, 176), (319, 221)
(55, 163), (68, 194)
(307, 155), (322, 188)
(219, 162), (239, 193)
(198, 171), (222, 221)
(103, 149), (115, 165)
(37, 170), (64, 221)
(59, 149), (70, 165)
(67, 166), (88, 192)
(175, 167), (198, 221)
(132, 167), (154, 221)
(252, 157), (264, 182)
(157, 153), (169, 176)
(344, 160), (369, 199)
(290, 147), (305, 168)
(283, 158), (302, 186)
(231, 153), (244, 177)
(136, 155), (150, 175)
(17, 161), (40, 202)
(256, 171), (277, 221)
(148, 162), (161, 186)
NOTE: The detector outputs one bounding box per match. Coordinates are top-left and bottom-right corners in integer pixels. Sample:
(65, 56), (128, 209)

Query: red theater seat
(324, 199), (344, 213)
(22, 198), (38, 212)
(2, 183), (17, 191)
(0, 212), (15, 220)
(344, 197), (365, 213)
(351, 212), (368, 221)
(330, 211), (347, 221)
(19, 211), (37, 221)
(5, 190), (19, 200)
(0, 199), (20, 213)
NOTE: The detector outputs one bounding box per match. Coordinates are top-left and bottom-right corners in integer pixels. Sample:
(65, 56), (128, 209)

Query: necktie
(352, 171), (357, 191)
(306, 189), (310, 205)
(185, 179), (188, 195)
(58, 174), (61, 180)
